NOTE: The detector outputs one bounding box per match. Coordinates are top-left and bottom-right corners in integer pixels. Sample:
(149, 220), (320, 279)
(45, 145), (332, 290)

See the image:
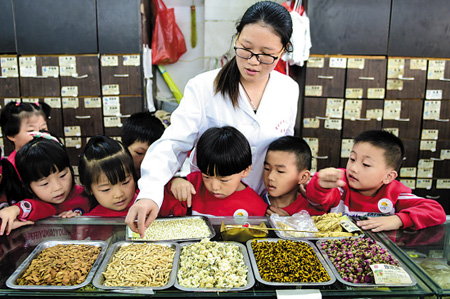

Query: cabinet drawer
(100, 54), (142, 96)
(19, 56), (60, 97)
(103, 96), (143, 136)
(304, 137), (341, 173)
(62, 97), (103, 136)
(302, 97), (343, 138)
(342, 99), (383, 138)
(422, 100), (450, 140)
(304, 56), (346, 98)
(382, 99), (423, 139)
(59, 55), (101, 96)
(426, 59), (450, 100)
(345, 57), (387, 99)
(386, 57), (427, 99)
(0, 55), (20, 97)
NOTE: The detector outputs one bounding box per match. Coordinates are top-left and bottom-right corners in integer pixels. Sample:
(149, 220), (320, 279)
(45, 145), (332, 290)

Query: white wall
(155, 0), (279, 105)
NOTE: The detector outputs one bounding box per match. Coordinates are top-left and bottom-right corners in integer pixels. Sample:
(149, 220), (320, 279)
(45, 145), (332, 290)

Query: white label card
(62, 97), (79, 109)
(400, 167), (417, 178)
(305, 85), (323, 97)
(0, 57), (17, 67)
(307, 57), (324, 68)
(44, 97), (61, 108)
(416, 178), (432, 189)
(84, 97), (102, 108)
(341, 139), (353, 158)
(42, 66), (59, 78)
(329, 57), (347, 68)
(423, 100), (441, 120)
(102, 84), (120, 95)
(303, 118), (320, 128)
(370, 264), (412, 284)
(123, 55), (140, 66)
(101, 55), (119, 67)
(426, 90), (442, 100)
(104, 116), (122, 127)
(59, 56), (77, 67)
(64, 126), (81, 136)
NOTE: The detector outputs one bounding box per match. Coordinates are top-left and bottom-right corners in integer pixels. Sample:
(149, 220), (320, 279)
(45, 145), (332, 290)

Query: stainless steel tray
(126, 216), (216, 242)
(316, 237), (417, 287)
(92, 241), (180, 292)
(246, 238), (336, 286)
(269, 216), (364, 240)
(174, 241), (255, 292)
(6, 240), (108, 290)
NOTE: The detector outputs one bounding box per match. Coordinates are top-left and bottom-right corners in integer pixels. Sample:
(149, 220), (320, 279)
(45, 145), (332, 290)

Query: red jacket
(85, 192), (138, 217)
(159, 171), (268, 217)
(262, 193), (326, 216)
(16, 185), (90, 221)
(306, 169), (447, 230)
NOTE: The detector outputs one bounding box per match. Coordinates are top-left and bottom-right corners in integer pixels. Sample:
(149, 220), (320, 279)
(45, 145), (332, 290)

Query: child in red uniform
(263, 136), (324, 216)
(80, 135), (137, 217)
(0, 133), (90, 235)
(159, 126), (268, 217)
(306, 130), (447, 232)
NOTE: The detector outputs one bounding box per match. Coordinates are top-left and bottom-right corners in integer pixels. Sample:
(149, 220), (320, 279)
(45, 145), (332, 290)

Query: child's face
(263, 151), (307, 198)
(346, 142), (397, 197)
(29, 167), (73, 204)
(127, 141), (150, 177)
(9, 114), (48, 150)
(90, 172), (136, 211)
(201, 168), (250, 199)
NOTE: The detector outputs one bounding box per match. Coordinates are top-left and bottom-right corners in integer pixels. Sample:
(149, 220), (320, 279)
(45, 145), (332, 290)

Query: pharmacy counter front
(0, 216), (446, 298)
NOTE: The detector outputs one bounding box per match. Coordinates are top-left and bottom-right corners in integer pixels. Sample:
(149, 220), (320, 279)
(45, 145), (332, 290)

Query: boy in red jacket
(306, 130), (446, 232)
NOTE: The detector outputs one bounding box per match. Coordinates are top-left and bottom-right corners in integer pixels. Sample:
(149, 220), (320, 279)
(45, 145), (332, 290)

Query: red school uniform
(159, 171), (268, 217)
(84, 192), (138, 217)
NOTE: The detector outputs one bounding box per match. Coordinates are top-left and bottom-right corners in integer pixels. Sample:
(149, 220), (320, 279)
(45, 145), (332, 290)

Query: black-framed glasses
(234, 46), (284, 65)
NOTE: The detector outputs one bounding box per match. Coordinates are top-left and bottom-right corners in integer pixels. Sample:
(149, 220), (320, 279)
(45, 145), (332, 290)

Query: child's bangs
(94, 153), (134, 185)
(198, 148), (250, 177)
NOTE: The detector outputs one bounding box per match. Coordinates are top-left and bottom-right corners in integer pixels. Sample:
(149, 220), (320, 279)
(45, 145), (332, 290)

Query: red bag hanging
(151, 0), (187, 65)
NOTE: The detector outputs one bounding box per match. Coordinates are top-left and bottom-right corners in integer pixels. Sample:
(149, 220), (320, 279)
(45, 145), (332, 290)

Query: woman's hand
(170, 178), (196, 207)
(125, 199), (160, 238)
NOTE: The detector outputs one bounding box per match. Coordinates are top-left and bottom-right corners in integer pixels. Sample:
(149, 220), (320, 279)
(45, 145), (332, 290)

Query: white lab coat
(137, 68), (299, 207)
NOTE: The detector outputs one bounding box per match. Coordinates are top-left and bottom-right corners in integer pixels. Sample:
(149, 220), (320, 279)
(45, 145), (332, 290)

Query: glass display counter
(0, 216), (440, 298)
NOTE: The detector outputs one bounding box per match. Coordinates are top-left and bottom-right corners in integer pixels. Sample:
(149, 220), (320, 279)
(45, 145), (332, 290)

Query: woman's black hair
(0, 101), (51, 141)
(78, 135), (136, 199)
(14, 135), (74, 195)
(196, 126), (252, 177)
(214, 1), (293, 107)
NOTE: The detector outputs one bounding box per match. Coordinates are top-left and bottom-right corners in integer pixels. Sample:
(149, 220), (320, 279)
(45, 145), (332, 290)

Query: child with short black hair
(122, 111), (165, 178)
(306, 130), (446, 232)
(79, 135), (138, 217)
(159, 126), (268, 217)
(263, 136), (324, 216)
(0, 133), (90, 235)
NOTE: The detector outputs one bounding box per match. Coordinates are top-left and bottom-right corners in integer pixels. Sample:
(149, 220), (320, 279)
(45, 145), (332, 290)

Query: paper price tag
(1, 66), (19, 77)
(428, 60), (445, 71)
(0, 57), (17, 67)
(347, 58), (365, 69)
(324, 119), (342, 130)
(59, 56), (76, 67)
(421, 129), (439, 140)
(104, 116), (122, 127)
(329, 57), (346, 68)
(416, 178), (432, 189)
(420, 140), (436, 152)
(425, 90), (442, 100)
(366, 109), (383, 120)
(84, 97), (101, 108)
(101, 55), (119, 67)
(307, 57), (324, 68)
(400, 179), (416, 189)
(370, 264), (412, 284)
(64, 137), (82, 148)
(61, 86), (78, 97)
(388, 67), (404, 79)
(303, 118), (320, 128)
(339, 215), (362, 233)
(102, 96), (120, 106)
(303, 138), (319, 156)
(341, 139), (353, 158)
(428, 69), (445, 80)
(60, 65), (77, 77)
(20, 56), (36, 67)
(19, 65), (37, 77)
(102, 84), (120, 95)
(437, 179), (450, 189)
(123, 55), (140, 66)
(388, 58), (405, 69)
(368, 88), (385, 99)
(400, 167), (417, 178)
(386, 79), (403, 91)
(417, 168), (433, 178)
(62, 97), (79, 109)
(305, 85), (323, 97)
(410, 59), (427, 70)
(44, 97), (61, 108)
(103, 104), (121, 116)
(64, 126), (81, 136)
(441, 149), (450, 160)
(42, 66), (59, 78)
(418, 159), (434, 168)
(423, 100), (441, 120)
(345, 88), (363, 99)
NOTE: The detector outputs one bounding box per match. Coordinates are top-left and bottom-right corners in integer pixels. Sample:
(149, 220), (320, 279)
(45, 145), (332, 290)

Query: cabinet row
(0, 54), (142, 97)
(0, 96), (144, 156)
(304, 137), (450, 180)
(302, 98), (449, 140)
(304, 56), (450, 100)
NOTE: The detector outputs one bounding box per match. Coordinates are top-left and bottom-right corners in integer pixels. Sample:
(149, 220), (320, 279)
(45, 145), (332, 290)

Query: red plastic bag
(151, 0), (187, 65)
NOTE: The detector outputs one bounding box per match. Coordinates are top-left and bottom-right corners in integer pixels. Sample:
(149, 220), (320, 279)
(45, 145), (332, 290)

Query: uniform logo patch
(233, 209), (249, 217)
(377, 198), (394, 213)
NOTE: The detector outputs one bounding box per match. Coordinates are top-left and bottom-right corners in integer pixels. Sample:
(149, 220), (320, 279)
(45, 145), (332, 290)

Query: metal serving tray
(174, 241), (255, 292)
(269, 216), (364, 240)
(126, 216), (216, 242)
(6, 240), (108, 290)
(316, 238), (417, 287)
(92, 241), (180, 292)
(246, 238), (336, 286)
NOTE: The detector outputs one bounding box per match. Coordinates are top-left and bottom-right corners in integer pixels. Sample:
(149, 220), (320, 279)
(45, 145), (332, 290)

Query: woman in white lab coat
(126, 0), (299, 236)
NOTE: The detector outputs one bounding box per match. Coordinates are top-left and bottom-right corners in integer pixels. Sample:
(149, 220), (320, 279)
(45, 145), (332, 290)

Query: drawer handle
(430, 157), (444, 161)
(398, 75), (415, 81)
(395, 117), (410, 122)
(114, 74), (129, 78)
(313, 156), (329, 159)
(426, 195), (440, 199)
(119, 114), (131, 118)
(355, 118), (370, 121)
(358, 76), (374, 80)
(75, 115), (91, 119)
(436, 118), (450, 122)
(439, 78), (450, 82)
(72, 74), (88, 79)
(35, 75), (46, 78)
(317, 75), (334, 79)
(315, 116), (329, 120)
(0, 76), (8, 79)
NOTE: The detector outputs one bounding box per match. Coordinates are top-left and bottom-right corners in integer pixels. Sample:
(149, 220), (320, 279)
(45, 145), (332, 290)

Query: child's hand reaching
(0, 206), (33, 235)
(170, 178), (196, 208)
(356, 215), (403, 232)
(317, 168), (346, 189)
(59, 210), (82, 218)
(265, 205), (289, 216)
